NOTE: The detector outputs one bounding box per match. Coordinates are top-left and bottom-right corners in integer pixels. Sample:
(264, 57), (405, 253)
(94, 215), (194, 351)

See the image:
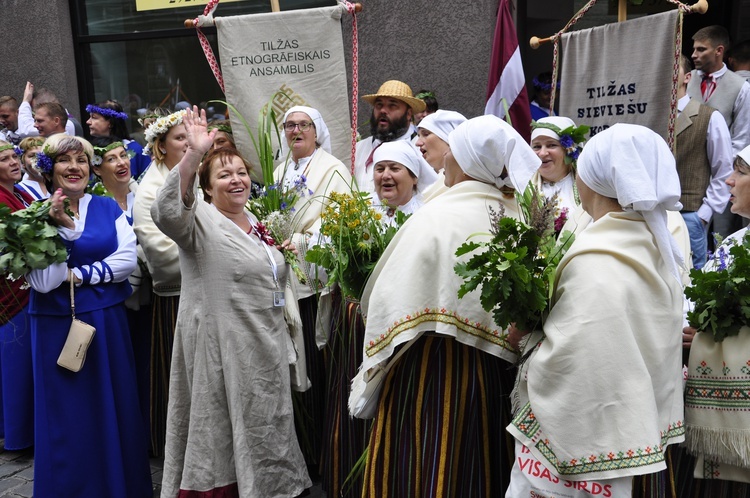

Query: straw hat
(362, 80), (426, 113)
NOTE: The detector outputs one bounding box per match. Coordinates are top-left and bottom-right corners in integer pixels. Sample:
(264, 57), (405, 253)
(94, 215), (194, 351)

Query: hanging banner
(216, 4), (351, 177)
(558, 10), (679, 140)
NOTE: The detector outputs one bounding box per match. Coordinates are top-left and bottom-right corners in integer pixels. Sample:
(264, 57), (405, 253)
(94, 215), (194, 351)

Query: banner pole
(270, 0), (280, 12)
(618, 0), (627, 22)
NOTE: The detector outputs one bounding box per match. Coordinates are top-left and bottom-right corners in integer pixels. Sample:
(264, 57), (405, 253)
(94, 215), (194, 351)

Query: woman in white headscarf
(272, 105), (352, 472)
(371, 140), (435, 223)
(349, 115), (540, 497)
(506, 124), (685, 497)
(677, 145), (750, 496)
(415, 109), (467, 202)
(530, 116), (587, 221)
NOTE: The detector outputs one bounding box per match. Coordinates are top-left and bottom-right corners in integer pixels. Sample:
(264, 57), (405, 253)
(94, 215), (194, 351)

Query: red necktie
(700, 74), (716, 102)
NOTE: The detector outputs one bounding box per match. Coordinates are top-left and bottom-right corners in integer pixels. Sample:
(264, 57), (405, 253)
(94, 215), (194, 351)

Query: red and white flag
(484, 0), (532, 142)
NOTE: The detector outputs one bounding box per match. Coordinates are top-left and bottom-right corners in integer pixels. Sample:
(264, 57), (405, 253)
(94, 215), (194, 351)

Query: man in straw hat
(355, 80), (426, 194)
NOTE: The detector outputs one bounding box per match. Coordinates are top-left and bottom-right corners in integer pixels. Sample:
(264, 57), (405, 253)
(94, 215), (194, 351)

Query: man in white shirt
(688, 26), (750, 238)
(354, 80), (426, 194)
(33, 102), (68, 138)
(16, 81), (76, 138)
(0, 96), (20, 144)
(676, 54), (733, 269)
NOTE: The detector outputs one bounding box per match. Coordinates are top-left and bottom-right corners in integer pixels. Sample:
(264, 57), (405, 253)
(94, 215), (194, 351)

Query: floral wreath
(143, 109), (187, 156)
(86, 104), (128, 121)
(208, 122), (232, 135)
(532, 77), (561, 92)
(0, 144), (15, 154)
(531, 120), (590, 165)
(137, 113), (160, 127)
(92, 141), (130, 166)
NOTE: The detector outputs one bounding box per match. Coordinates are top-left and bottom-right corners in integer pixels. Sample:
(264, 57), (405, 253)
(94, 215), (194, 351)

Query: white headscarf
(372, 140), (437, 193)
(530, 116), (576, 142)
(280, 106), (332, 159)
(417, 110), (467, 143)
(448, 114), (540, 192)
(737, 144), (750, 166)
(577, 123), (684, 280)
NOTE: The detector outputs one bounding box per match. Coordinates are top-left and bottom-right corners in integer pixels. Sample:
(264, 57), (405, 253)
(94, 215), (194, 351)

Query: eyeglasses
(283, 121), (313, 132)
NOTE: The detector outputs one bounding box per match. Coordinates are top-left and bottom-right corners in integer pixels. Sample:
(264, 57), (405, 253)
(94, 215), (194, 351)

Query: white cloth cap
(577, 123), (684, 280)
(417, 110), (468, 144)
(737, 144), (750, 167)
(281, 106), (332, 158)
(372, 140), (437, 193)
(530, 116), (576, 142)
(448, 114), (540, 193)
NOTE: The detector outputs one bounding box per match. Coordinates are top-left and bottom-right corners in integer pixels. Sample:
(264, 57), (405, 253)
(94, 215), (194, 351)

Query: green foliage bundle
(454, 185), (574, 332)
(0, 201), (68, 281)
(686, 231), (750, 342)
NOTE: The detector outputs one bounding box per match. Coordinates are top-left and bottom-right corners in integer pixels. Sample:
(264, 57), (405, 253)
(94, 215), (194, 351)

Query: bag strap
(69, 269), (76, 319)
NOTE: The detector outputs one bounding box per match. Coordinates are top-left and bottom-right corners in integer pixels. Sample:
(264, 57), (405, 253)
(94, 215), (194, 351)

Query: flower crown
(532, 77), (561, 92)
(143, 110), (187, 155)
(86, 104), (128, 121)
(92, 141), (126, 166)
(0, 144), (15, 154)
(531, 120), (590, 165)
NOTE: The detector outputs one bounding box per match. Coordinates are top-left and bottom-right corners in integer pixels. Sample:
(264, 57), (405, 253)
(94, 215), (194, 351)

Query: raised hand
(183, 106), (217, 157)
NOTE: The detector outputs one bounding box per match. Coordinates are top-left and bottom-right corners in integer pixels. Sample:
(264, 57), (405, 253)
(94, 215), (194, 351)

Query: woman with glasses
(274, 106), (352, 475)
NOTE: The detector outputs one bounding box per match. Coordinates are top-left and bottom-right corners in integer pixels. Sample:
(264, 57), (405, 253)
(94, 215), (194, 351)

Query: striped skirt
(291, 295), (327, 472)
(150, 294), (179, 457)
(671, 445), (750, 497)
(362, 334), (516, 498)
(321, 295), (371, 498)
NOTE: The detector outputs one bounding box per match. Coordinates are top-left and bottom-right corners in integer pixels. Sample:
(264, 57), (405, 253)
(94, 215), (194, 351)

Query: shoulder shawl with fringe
(685, 227), (750, 480)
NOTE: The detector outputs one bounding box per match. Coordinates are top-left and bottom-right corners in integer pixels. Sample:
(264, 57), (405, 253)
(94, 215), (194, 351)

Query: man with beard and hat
(355, 80), (427, 194)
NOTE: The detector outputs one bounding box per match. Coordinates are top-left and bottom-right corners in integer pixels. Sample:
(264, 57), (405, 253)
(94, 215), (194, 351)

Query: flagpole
(270, 0), (280, 12)
(529, 0), (708, 48)
(618, 0), (627, 21)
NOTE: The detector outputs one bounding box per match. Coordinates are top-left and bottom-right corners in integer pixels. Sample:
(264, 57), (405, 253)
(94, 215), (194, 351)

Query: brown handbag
(57, 270), (96, 372)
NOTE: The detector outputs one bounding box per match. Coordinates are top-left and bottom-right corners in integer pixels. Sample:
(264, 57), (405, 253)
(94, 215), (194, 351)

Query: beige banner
(136, 0), (243, 12)
(216, 4), (351, 176)
(559, 10), (679, 141)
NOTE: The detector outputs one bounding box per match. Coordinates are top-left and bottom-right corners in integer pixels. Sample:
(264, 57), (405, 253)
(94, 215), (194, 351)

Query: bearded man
(354, 80), (426, 194)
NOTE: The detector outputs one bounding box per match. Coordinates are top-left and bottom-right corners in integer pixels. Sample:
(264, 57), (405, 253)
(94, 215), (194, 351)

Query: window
(71, 0), (335, 139)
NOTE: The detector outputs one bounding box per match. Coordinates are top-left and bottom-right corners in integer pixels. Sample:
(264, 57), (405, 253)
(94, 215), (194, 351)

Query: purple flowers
(35, 152), (54, 174)
(85, 104), (128, 121)
(13, 146), (23, 157)
(718, 246), (728, 271)
(559, 135), (575, 149)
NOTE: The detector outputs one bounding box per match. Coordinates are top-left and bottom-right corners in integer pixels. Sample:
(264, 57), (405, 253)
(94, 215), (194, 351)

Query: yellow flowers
(306, 190), (407, 299)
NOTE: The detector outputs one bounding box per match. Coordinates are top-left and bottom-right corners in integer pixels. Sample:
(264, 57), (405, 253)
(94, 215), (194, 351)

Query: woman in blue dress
(26, 134), (151, 498)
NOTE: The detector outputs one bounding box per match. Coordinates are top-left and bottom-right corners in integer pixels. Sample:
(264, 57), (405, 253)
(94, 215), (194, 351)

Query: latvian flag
(484, 0), (532, 142)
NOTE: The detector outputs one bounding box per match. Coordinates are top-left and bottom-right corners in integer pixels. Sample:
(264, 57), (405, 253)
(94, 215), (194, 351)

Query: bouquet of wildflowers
(305, 191), (407, 300)
(454, 185), (574, 332)
(217, 95), (310, 283)
(685, 231), (750, 342)
(0, 201), (69, 281)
